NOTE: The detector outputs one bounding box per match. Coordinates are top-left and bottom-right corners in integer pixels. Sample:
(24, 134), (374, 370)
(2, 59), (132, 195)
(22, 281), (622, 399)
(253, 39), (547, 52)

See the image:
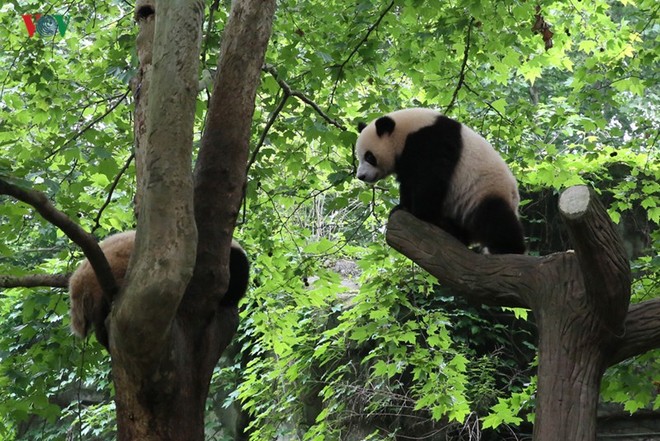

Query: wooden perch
(386, 209), (541, 309)
(385, 185), (646, 441)
(609, 298), (660, 365)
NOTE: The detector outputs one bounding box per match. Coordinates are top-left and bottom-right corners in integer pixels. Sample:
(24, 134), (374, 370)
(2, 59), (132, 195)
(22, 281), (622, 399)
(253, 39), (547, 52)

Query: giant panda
(69, 231), (250, 348)
(355, 108), (525, 254)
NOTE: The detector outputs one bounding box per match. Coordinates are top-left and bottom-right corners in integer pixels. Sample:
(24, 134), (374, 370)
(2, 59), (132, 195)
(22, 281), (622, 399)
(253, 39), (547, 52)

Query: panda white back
(444, 124), (520, 224)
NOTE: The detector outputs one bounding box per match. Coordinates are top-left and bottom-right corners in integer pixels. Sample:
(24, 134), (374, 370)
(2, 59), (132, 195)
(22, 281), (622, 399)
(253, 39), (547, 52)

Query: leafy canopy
(0, 0), (658, 439)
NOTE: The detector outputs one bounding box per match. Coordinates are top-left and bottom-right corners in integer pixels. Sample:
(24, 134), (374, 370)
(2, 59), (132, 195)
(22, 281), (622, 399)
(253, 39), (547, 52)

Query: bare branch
(444, 18), (474, 114)
(247, 91), (289, 175)
(247, 65), (346, 175)
(46, 89), (131, 159)
(329, 1), (394, 105)
(264, 65), (346, 130)
(0, 178), (117, 298)
(463, 83), (516, 125)
(0, 273), (69, 288)
(92, 152), (135, 233)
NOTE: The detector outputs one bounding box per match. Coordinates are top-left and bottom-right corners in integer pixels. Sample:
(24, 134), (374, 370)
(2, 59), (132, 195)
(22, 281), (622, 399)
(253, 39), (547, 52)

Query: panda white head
(355, 108), (439, 183)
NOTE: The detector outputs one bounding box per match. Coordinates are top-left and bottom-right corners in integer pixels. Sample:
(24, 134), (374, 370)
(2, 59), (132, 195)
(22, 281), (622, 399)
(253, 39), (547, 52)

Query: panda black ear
(375, 116), (395, 137)
(357, 122), (367, 133)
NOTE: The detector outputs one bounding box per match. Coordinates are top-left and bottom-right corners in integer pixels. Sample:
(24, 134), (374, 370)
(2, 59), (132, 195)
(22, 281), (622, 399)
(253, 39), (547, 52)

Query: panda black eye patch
(364, 151), (377, 166)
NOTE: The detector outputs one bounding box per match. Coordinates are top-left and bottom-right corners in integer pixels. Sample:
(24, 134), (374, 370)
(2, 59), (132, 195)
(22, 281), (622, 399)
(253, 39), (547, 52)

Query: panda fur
(68, 231), (249, 347)
(355, 108), (525, 254)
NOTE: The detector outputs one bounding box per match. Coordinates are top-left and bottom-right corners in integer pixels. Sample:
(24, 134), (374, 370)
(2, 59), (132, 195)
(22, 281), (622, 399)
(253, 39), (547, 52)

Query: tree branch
(264, 66), (346, 131)
(385, 209), (540, 309)
(329, 1), (394, 105)
(46, 89), (131, 159)
(463, 83), (516, 125)
(247, 90), (289, 175)
(0, 178), (117, 297)
(247, 65), (346, 175)
(0, 273), (69, 288)
(186, 0), (276, 319)
(608, 298), (660, 366)
(92, 152), (135, 233)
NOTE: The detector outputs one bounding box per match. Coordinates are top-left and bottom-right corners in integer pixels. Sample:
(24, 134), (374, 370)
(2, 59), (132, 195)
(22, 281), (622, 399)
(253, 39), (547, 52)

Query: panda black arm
(395, 128), (457, 223)
(394, 119), (469, 242)
(220, 243), (250, 307)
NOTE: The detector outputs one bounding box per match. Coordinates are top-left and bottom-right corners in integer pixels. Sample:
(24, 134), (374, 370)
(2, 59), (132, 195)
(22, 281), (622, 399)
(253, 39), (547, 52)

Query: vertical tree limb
(187, 0), (276, 318)
(558, 185), (631, 333)
(111, 0), (202, 364)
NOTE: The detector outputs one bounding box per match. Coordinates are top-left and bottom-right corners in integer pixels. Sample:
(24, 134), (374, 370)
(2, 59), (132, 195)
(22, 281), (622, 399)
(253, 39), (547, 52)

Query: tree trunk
(384, 185), (656, 441)
(532, 253), (607, 440)
(113, 335), (207, 440)
(110, 0), (275, 439)
(532, 186), (630, 440)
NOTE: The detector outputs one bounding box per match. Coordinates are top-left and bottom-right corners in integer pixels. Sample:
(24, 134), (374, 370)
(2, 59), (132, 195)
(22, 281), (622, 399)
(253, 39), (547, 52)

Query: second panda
(69, 231), (250, 348)
(355, 107), (525, 254)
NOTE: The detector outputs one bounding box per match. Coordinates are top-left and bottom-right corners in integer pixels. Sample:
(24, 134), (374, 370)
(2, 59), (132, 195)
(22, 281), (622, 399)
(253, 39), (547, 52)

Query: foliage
(0, 0), (658, 439)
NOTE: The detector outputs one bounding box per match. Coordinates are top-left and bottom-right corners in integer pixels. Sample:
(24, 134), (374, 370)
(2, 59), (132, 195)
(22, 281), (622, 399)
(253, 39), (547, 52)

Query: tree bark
(180, 0), (276, 402)
(187, 0), (276, 315)
(385, 185), (648, 441)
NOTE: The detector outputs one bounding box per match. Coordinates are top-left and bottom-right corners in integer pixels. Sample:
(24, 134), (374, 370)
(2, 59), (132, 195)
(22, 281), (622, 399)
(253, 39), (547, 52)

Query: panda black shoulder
(395, 114), (464, 177)
(411, 114), (463, 145)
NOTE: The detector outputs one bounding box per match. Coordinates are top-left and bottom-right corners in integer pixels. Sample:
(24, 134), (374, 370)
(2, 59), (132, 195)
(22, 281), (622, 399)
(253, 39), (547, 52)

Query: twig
(329, 1), (394, 106)
(200, 0), (221, 66)
(463, 83), (516, 125)
(247, 66), (346, 174)
(247, 91), (289, 175)
(444, 18), (474, 114)
(92, 152), (135, 233)
(46, 88), (131, 159)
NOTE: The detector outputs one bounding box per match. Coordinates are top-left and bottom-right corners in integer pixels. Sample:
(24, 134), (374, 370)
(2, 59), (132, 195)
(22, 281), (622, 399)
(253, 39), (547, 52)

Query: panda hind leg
(467, 196), (525, 254)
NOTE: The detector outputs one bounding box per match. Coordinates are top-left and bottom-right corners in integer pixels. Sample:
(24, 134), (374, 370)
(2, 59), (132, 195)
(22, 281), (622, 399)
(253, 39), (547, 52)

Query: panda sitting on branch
(355, 108), (525, 255)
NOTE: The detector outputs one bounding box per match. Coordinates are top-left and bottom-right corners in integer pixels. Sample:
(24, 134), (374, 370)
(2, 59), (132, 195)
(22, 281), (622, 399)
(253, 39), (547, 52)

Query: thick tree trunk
(385, 185), (646, 441)
(535, 315), (606, 440)
(114, 0), (202, 439)
(113, 339), (204, 440)
(532, 186), (631, 440)
(532, 253), (608, 440)
(110, 0), (275, 439)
